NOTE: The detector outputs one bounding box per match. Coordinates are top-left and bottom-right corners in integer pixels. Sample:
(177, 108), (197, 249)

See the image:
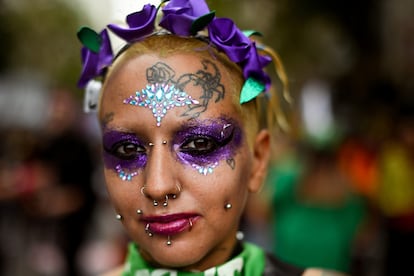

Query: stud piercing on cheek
(116, 214), (122, 220)
(136, 209), (143, 215)
(167, 236), (172, 246)
(162, 140), (167, 145)
(225, 203), (232, 210)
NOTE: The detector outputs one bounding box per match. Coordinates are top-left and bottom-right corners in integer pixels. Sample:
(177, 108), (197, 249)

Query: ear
(247, 129), (271, 193)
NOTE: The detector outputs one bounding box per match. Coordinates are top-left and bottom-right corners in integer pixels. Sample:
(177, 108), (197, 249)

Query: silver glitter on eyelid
(123, 83), (199, 127)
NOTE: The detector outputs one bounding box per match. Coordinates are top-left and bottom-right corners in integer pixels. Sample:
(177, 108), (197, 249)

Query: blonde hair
(101, 35), (289, 147)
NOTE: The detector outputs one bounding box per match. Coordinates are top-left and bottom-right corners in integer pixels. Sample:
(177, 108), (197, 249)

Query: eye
(181, 136), (218, 156)
(109, 142), (146, 160)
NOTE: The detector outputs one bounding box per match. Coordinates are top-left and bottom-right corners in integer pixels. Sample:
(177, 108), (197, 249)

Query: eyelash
(180, 136), (219, 156)
(105, 141), (146, 160)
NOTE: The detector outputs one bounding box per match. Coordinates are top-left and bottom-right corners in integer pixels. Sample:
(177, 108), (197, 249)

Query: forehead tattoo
(123, 60), (225, 126)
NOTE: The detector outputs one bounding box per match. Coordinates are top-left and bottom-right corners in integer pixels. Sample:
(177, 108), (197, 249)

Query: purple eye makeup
(173, 117), (243, 174)
(123, 83), (199, 127)
(102, 130), (147, 180)
(102, 117), (243, 178)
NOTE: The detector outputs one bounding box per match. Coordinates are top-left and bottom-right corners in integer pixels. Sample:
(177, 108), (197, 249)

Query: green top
(267, 154), (365, 273)
(121, 241), (265, 276)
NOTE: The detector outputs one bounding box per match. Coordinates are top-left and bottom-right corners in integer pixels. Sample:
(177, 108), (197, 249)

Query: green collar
(122, 241), (265, 276)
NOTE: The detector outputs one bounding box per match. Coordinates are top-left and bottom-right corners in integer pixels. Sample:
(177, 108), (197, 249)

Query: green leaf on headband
(240, 77), (265, 104)
(77, 26), (102, 53)
(191, 11), (216, 35)
(243, 30), (263, 38)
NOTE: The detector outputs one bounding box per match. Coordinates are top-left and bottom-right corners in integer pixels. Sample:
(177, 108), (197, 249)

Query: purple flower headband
(77, 0), (272, 104)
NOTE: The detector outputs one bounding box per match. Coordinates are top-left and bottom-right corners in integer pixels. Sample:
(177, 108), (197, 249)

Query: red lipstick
(141, 213), (199, 236)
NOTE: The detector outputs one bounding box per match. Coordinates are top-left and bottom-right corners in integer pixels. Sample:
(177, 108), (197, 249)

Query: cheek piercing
(225, 203), (232, 210)
(116, 214), (122, 220)
(162, 140), (167, 145)
(136, 209), (143, 215)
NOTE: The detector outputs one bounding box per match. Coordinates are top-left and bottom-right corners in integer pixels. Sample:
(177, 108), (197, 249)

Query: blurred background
(0, 0), (413, 275)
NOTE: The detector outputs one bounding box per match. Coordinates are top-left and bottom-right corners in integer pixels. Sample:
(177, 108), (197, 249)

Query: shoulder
(100, 266), (124, 276)
(302, 268), (350, 276)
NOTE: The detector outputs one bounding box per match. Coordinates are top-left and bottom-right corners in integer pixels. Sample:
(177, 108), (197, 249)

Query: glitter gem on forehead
(123, 83), (199, 127)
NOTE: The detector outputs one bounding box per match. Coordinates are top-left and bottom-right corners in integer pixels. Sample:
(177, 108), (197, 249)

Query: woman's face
(99, 51), (263, 270)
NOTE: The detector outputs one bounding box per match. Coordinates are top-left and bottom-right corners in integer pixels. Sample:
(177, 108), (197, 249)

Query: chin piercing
(145, 223), (153, 237)
(163, 195), (169, 207)
(225, 203), (232, 210)
(116, 214), (122, 220)
(153, 200), (158, 206)
(136, 209), (143, 215)
(167, 236), (172, 246)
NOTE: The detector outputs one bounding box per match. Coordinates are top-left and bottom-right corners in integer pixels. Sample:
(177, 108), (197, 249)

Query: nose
(141, 141), (181, 206)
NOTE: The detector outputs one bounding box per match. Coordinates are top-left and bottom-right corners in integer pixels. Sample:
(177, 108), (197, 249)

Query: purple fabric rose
(107, 4), (157, 42)
(159, 0), (211, 36)
(78, 29), (113, 88)
(208, 18), (252, 63)
(241, 44), (272, 89)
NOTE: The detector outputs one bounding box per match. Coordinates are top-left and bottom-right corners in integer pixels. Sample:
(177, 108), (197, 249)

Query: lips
(141, 213), (199, 236)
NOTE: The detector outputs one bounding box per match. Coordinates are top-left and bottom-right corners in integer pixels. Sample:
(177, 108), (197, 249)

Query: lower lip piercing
(167, 236), (172, 246)
(188, 218), (193, 231)
(145, 223), (153, 237)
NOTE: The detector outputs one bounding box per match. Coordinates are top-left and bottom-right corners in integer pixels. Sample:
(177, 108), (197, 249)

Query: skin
(99, 52), (271, 271)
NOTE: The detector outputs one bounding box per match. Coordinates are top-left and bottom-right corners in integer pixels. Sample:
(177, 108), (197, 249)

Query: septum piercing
(153, 200), (158, 206)
(163, 195), (169, 207)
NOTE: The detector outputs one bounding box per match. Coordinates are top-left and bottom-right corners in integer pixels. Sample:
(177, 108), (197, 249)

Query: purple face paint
(102, 130), (147, 177)
(123, 83), (199, 127)
(172, 117), (243, 174)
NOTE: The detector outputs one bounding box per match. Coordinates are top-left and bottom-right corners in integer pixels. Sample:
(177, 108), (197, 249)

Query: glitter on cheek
(115, 164), (138, 181)
(123, 83), (199, 127)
